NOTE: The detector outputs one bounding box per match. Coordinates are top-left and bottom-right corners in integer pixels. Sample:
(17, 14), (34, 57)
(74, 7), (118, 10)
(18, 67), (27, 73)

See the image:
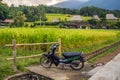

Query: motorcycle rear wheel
(40, 55), (52, 68)
(70, 60), (84, 70)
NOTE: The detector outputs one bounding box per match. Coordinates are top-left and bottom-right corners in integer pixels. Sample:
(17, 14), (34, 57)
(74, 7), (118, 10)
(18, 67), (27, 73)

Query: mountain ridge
(2, 0), (120, 10)
(54, 0), (120, 10)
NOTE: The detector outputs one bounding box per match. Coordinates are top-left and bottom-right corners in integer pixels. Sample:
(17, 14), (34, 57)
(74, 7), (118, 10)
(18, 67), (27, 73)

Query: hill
(2, 0), (120, 10)
(55, 0), (120, 10)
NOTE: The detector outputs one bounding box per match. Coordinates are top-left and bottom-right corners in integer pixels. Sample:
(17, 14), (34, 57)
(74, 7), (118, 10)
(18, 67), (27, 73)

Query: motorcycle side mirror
(50, 44), (59, 50)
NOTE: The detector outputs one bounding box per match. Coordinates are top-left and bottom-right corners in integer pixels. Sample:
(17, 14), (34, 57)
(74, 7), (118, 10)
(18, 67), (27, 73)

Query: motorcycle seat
(62, 52), (81, 58)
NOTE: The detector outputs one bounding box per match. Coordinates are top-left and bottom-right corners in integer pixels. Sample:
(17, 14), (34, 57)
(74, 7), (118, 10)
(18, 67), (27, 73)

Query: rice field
(0, 28), (120, 53)
(46, 14), (92, 21)
(0, 28), (120, 79)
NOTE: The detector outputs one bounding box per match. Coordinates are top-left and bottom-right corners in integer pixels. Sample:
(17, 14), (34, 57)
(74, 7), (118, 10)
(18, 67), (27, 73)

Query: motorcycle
(40, 44), (85, 70)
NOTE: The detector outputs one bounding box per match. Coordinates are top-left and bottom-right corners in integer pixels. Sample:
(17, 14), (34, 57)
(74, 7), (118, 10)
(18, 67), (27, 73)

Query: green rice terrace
(0, 28), (120, 79)
(46, 14), (91, 21)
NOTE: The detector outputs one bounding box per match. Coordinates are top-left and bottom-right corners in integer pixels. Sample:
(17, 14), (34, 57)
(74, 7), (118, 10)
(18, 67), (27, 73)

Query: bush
(107, 21), (120, 29)
(34, 21), (63, 26)
(30, 24), (36, 28)
(24, 24), (29, 27)
(59, 23), (65, 28)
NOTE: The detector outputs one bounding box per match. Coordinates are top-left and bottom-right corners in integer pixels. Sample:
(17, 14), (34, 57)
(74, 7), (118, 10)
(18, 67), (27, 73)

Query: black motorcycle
(40, 44), (85, 70)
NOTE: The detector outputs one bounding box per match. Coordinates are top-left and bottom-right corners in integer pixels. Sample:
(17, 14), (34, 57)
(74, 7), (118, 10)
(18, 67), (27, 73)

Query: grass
(46, 14), (71, 21)
(46, 13), (92, 21)
(81, 16), (92, 21)
(0, 28), (120, 79)
(0, 47), (41, 79)
(0, 28), (120, 53)
(88, 44), (120, 63)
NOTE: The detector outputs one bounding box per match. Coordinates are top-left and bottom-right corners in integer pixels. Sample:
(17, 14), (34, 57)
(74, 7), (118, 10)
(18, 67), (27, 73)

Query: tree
(0, 3), (9, 20)
(14, 11), (26, 27)
(88, 19), (97, 26)
(115, 22), (120, 29)
(99, 13), (107, 28)
(39, 5), (47, 21)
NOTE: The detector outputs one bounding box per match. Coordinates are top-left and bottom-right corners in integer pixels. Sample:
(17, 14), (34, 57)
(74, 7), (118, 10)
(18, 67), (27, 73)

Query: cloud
(47, 0), (67, 6)
(69, 0), (90, 2)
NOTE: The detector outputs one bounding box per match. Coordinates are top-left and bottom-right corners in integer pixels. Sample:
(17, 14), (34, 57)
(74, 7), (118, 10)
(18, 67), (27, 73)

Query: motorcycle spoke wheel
(70, 60), (84, 70)
(40, 55), (52, 68)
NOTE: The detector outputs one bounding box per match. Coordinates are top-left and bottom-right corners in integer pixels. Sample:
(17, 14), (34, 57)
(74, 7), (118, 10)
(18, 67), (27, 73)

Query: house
(3, 19), (14, 23)
(70, 15), (82, 21)
(93, 15), (100, 20)
(65, 22), (88, 29)
(52, 18), (60, 22)
(0, 19), (14, 24)
(106, 14), (118, 20)
(0, 19), (14, 27)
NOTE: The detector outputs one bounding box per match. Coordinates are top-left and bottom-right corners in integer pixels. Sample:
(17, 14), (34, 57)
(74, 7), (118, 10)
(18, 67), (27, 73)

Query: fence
(5, 38), (62, 71)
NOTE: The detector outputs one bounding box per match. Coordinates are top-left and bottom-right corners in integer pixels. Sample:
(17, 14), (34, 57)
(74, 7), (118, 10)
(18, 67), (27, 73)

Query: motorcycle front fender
(80, 57), (86, 62)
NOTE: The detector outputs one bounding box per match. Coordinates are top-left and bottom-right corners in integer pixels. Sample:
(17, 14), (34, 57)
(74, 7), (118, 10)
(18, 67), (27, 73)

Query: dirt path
(94, 46), (120, 63)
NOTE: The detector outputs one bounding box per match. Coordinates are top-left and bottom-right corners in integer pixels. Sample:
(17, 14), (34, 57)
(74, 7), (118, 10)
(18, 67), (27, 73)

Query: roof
(52, 18), (60, 22)
(0, 26), (6, 28)
(3, 19), (14, 23)
(93, 15), (100, 20)
(70, 15), (82, 21)
(106, 14), (118, 20)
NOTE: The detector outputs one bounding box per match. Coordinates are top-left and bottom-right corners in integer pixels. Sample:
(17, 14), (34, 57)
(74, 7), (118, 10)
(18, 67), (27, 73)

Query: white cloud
(70, 0), (90, 2)
(47, 0), (67, 6)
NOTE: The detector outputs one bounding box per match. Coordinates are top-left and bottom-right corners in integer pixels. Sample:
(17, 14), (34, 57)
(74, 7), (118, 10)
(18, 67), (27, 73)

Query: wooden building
(106, 14), (118, 20)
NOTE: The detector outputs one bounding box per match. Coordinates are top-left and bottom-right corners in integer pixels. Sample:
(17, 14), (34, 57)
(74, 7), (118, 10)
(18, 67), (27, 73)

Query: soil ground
(94, 46), (120, 63)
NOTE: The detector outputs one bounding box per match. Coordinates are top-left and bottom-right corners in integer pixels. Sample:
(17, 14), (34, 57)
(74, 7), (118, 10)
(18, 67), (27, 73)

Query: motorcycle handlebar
(50, 44), (59, 50)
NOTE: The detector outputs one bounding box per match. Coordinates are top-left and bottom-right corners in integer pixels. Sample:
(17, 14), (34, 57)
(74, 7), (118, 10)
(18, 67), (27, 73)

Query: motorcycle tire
(70, 60), (84, 70)
(40, 55), (52, 68)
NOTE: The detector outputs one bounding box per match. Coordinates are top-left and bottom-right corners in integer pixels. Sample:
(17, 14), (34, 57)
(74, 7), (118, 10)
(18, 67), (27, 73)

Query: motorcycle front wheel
(40, 55), (52, 68)
(70, 60), (84, 70)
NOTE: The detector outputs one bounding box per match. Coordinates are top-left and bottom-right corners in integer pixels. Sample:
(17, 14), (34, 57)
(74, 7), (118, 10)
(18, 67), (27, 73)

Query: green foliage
(39, 6), (47, 21)
(59, 23), (65, 28)
(13, 11), (26, 27)
(106, 21), (120, 29)
(0, 3), (9, 20)
(79, 6), (120, 17)
(88, 19), (97, 25)
(0, 28), (120, 52)
(0, 47), (41, 80)
(17, 5), (47, 22)
(89, 44), (120, 63)
(46, 14), (71, 21)
(115, 21), (120, 29)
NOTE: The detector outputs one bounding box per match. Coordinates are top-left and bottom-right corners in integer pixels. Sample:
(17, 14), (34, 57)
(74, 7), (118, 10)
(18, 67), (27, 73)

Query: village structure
(0, 14), (119, 29)
(70, 15), (83, 21)
(0, 19), (14, 28)
(52, 18), (60, 22)
(93, 15), (100, 20)
(106, 14), (118, 20)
